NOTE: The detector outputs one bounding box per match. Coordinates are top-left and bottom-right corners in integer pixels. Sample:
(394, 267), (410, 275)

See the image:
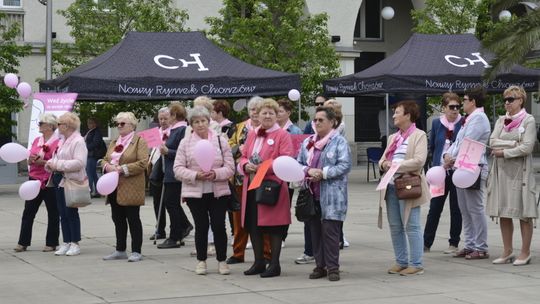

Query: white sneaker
(195, 260), (207, 275)
(55, 243), (71, 256)
(65, 243), (80, 256)
(190, 249), (197, 257)
(343, 237), (350, 248)
(281, 241), (285, 248)
(218, 261), (231, 275)
(246, 242), (252, 249)
(103, 250), (128, 260)
(128, 252), (143, 262)
(443, 245), (458, 254)
(295, 254), (315, 264)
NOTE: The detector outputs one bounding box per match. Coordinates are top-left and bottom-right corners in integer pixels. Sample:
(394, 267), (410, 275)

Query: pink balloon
(272, 156), (304, 182)
(96, 171), (119, 195)
(16, 82), (32, 98)
(3, 73), (19, 88)
(0, 143), (30, 163)
(452, 168), (481, 188)
(18, 180), (41, 201)
(193, 140), (216, 172)
(426, 166), (446, 186)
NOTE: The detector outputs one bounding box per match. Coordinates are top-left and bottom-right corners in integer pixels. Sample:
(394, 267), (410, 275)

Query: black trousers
(109, 191), (143, 253)
(163, 182), (192, 240)
(424, 172), (462, 248)
(17, 186), (59, 247)
(186, 194), (227, 262)
(150, 183), (166, 236)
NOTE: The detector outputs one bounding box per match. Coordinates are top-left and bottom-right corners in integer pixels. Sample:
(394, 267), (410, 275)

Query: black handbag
(295, 187), (320, 222)
(217, 137), (241, 211)
(255, 179), (281, 206)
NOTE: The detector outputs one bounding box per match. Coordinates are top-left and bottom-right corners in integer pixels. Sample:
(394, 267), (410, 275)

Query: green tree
(0, 12), (32, 139)
(206, 0), (340, 121)
(482, 0), (540, 79)
(411, 0), (479, 34)
(54, 0), (189, 126)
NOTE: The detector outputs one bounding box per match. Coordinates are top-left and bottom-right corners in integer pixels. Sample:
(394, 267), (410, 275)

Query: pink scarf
(307, 129), (337, 166)
(281, 119), (293, 131)
(504, 109), (527, 132)
(463, 107), (484, 127)
(252, 123), (280, 155)
(219, 119), (232, 127)
(440, 114), (461, 131)
(171, 121), (187, 130)
(385, 123), (417, 160)
(110, 131), (134, 165)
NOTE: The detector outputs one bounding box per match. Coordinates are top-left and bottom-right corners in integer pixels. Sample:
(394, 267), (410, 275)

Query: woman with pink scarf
(423, 93), (462, 254)
(487, 85), (537, 266)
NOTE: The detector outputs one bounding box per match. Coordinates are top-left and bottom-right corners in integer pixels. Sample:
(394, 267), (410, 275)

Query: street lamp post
(39, 0), (52, 80)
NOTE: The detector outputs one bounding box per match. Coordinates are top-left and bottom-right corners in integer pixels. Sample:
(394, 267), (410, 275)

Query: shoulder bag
(295, 184), (320, 222)
(394, 174), (422, 200)
(64, 178), (92, 208)
(255, 179), (281, 206)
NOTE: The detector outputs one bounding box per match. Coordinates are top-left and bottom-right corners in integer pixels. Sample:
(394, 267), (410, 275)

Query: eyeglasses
(38, 122), (46, 126)
(116, 122), (126, 127)
(448, 105), (461, 110)
(57, 123), (66, 126)
(503, 97), (520, 104)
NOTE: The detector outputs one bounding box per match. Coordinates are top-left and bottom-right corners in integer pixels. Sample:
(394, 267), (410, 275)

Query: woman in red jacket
(239, 98), (294, 278)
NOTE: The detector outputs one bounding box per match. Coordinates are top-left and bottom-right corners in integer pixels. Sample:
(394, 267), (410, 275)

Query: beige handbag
(64, 178), (92, 208)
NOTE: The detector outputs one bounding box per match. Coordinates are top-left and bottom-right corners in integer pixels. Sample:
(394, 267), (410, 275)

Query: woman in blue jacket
(423, 93), (463, 253)
(297, 106), (352, 282)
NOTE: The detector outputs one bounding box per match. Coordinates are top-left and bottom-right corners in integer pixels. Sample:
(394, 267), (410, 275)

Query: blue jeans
(385, 185), (423, 268)
(53, 173), (81, 243)
(86, 157), (98, 194)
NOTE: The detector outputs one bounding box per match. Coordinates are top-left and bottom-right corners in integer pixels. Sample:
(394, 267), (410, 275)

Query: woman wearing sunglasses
(423, 93), (463, 254)
(101, 112), (148, 262)
(487, 85), (537, 266)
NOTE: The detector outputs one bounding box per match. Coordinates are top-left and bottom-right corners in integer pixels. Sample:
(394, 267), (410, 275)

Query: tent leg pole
(385, 93), (390, 139)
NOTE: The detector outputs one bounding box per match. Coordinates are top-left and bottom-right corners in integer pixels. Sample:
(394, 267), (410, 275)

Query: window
(1, 0), (22, 8)
(354, 0), (382, 40)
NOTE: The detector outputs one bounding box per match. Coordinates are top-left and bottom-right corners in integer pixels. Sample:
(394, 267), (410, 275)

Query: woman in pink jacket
(239, 98), (294, 278)
(174, 106), (235, 275)
(45, 112), (87, 257)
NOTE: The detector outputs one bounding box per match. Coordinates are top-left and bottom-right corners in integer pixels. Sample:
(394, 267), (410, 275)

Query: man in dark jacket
(84, 117), (106, 197)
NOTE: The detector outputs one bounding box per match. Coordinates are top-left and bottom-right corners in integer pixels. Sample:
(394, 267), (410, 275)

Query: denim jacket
(297, 132), (352, 221)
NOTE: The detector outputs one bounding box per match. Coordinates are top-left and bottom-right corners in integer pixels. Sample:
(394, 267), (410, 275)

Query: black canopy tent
(40, 31), (300, 101)
(323, 33), (540, 96)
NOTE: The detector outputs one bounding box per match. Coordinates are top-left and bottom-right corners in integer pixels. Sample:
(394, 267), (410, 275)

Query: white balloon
(272, 156), (304, 182)
(452, 168), (481, 189)
(0, 143), (30, 163)
(19, 180), (41, 201)
(381, 6), (395, 20)
(499, 10), (511, 21)
(233, 99), (246, 112)
(288, 89), (301, 101)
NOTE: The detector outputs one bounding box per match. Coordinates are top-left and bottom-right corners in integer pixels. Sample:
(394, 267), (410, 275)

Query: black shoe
(309, 267), (327, 279)
(149, 233), (166, 241)
(243, 261), (266, 275)
(181, 225), (194, 240)
(157, 238), (184, 249)
(226, 256), (244, 264)
(260, 264), (281, 278)
(328, 269), (340, 281)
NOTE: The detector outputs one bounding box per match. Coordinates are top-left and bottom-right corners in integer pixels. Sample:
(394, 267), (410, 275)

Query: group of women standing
(378, 85), (537, 277)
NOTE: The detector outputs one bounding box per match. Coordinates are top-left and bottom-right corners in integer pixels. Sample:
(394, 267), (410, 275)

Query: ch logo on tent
(154, 53), (209, 71)
(444, 52), (490, 69)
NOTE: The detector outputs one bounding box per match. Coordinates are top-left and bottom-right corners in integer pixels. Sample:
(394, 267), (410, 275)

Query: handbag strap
(217, 135), (225, 168)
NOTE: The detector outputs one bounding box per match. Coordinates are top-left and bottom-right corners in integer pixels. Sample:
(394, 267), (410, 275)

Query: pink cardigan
(173, 129), (235, 198)
(47, 132), (88, 184)
(239, 128), (294, 226)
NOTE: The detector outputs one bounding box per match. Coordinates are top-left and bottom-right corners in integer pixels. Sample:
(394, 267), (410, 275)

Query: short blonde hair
(39, 113), (58, 129)
(257, 98), (279, 114)
(193, 96), (215, 113)
(115, 112), (138, 129)
(169, 103), (187, 121)
(323, 99), (342, 111)
(59, 112), (81, 131)
(503, 85), (527, 108)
